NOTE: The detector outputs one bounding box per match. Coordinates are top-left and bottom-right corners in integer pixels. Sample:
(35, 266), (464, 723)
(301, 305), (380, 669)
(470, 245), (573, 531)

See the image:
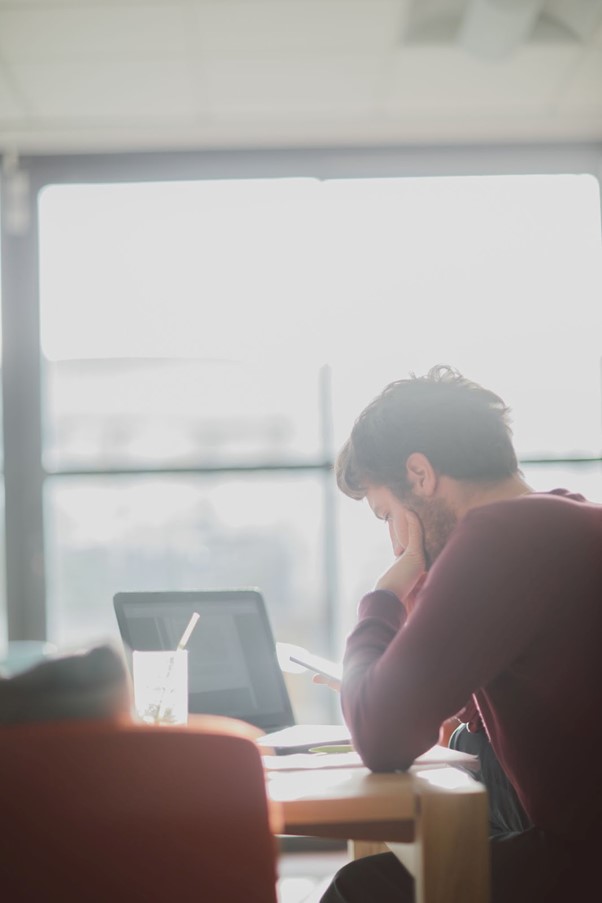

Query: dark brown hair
(336, 365), (518, 501)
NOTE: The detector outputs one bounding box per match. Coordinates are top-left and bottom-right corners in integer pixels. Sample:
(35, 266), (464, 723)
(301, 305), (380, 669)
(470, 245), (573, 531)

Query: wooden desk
(267, 763), (490, 903)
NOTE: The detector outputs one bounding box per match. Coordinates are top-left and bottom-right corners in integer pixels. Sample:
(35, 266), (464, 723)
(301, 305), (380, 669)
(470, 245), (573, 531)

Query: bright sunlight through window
(37, 173), (602, 717)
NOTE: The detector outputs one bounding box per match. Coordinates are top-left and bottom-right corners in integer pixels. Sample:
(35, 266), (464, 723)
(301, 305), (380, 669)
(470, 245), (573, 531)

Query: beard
(406, 495), (458, 568)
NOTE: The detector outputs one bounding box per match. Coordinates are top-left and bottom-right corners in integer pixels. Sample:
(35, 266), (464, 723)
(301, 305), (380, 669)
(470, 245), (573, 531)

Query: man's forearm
(341, 590), (424, 771)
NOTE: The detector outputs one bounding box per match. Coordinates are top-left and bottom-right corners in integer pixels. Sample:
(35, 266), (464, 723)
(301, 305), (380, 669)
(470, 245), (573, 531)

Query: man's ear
(405, 452), (437, 497)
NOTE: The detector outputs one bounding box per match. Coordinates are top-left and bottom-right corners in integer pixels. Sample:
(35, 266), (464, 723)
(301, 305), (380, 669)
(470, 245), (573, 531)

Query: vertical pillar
(1, 154), (46, 639)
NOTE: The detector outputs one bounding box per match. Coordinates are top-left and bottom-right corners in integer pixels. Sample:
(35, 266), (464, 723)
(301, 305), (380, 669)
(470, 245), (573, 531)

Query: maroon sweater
(342, 490), (602, 841)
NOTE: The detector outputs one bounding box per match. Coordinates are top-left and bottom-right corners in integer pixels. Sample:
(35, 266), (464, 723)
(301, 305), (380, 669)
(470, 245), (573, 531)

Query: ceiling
(0, 0), (601, 155)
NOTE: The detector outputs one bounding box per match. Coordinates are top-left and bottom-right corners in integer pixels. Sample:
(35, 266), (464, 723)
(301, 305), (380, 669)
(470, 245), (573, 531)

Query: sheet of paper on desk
(262, 750), (362, 771)
(262, 744), (478, 772)
(412, 744), (479, 770)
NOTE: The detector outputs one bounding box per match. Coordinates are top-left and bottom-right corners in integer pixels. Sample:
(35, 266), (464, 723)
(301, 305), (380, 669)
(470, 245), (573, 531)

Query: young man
(321, 366), (602, 903)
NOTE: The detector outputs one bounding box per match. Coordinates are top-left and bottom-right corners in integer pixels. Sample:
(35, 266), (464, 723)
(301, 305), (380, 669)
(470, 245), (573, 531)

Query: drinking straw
(154, 611), (200, 723)
(177, 611), (200, 651)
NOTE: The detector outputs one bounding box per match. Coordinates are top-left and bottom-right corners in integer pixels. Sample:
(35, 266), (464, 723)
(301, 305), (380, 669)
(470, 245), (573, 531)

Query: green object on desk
(309, 744), (354, 754)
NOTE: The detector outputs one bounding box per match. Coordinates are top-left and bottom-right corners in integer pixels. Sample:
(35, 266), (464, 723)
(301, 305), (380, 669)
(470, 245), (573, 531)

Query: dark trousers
(320, 727), (578, 903)
(447, 723), (530, 837)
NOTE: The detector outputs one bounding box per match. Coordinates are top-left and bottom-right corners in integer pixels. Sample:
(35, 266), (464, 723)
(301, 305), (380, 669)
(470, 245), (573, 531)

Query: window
(3, 149), (601, 721)
(38, 178), (337, 722)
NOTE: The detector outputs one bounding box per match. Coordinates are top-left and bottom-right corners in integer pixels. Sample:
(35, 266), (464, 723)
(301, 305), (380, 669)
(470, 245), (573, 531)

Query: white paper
(262, 744), (478, 772)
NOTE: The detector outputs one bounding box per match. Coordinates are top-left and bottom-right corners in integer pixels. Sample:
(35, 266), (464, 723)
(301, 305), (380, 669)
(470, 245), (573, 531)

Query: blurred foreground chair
(0, 714), (280, 902)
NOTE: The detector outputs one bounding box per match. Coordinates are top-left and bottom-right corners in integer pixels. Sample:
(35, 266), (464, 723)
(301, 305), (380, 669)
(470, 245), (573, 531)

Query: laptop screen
(113, 589), (295, 732)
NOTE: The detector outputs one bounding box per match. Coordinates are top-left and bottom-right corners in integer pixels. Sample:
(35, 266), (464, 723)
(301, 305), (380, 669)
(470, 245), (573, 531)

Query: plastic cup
(132, 649), (188, 726)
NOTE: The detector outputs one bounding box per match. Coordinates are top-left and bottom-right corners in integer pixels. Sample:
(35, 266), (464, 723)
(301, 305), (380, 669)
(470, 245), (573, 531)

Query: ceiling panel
(0, 68), (24, 117)
(0, 0), (600, 152)
(0, 0), (158, 5)
(0, 6), (194, 62)
(196, 0), (406, 57)
(557, 47), (602, 109)
(545, 0), (602, 41)
(9, 60), (201, 118)
(204, 55), (385, 113)
(385, 44), (584, 112)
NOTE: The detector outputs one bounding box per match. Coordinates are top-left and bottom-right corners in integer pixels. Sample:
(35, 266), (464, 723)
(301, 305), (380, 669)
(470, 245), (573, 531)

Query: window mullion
(1, 165), (46, 640)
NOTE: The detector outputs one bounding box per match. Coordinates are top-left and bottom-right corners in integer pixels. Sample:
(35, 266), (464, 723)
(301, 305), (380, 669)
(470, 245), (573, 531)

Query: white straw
(177, 611), (200, 650)
(153, 612), (200, 724)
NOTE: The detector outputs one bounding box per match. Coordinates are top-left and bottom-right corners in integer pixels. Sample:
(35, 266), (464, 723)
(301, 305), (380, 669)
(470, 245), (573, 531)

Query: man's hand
(375, 509), (427, 614)
(312, 673), (342, 692)
(439, 716), (462, 746)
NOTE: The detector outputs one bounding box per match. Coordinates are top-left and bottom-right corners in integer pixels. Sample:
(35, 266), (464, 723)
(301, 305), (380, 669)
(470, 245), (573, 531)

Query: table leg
(390, 777), (490, 903)
(348, 840), (389, 860)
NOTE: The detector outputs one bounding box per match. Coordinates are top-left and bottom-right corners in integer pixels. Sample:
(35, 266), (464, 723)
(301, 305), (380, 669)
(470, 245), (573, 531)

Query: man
(321, 365), (602, 903)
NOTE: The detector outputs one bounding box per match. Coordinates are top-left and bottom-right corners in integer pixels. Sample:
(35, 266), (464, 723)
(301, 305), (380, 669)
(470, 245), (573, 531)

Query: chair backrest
(0, 716), (279, 902)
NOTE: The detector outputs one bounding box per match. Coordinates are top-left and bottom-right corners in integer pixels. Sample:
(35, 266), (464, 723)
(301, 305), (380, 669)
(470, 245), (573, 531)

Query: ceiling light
(458, 0), (547, 60)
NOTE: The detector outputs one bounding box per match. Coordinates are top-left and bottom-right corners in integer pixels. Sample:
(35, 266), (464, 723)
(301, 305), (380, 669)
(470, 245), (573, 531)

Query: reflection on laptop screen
(113, 590), (295, 732)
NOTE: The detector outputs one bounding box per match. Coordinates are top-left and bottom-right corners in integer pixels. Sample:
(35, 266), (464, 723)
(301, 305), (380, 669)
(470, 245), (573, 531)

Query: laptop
(113, 588), (350, 753)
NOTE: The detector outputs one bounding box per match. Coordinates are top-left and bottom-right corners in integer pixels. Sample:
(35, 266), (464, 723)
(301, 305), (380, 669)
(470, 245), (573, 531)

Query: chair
(0, 714), (280, 902)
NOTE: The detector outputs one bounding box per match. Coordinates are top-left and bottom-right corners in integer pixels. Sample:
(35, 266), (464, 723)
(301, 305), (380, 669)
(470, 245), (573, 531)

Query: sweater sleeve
(342, 589), (441, 771)
(341, 503), (552, 772)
